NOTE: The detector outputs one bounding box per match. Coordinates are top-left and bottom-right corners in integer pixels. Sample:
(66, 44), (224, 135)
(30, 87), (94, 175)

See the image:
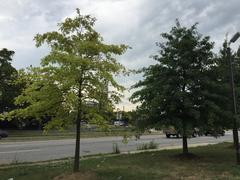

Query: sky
(1, 0), (240, 111)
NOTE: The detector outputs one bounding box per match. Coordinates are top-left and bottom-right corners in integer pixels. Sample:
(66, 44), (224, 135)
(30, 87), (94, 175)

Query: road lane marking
(0, 149), (41, 154)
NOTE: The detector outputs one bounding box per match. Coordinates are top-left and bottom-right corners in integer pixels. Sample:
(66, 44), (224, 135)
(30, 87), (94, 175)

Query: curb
(121, 142), (218, 155)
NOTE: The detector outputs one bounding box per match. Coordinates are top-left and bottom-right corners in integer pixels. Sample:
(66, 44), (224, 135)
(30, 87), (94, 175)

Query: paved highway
(0, 131), (234, 165)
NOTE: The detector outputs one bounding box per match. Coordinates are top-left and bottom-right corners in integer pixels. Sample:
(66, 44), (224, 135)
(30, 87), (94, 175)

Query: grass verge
(1, 143), (239, 180)
(1, 127), (161, 142)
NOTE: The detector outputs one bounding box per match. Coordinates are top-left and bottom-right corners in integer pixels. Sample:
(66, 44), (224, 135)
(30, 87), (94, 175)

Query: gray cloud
(0, 0), (240, 110)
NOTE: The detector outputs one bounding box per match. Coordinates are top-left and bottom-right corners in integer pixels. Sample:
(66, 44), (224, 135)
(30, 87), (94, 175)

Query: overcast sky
(1, 0), (240, 111)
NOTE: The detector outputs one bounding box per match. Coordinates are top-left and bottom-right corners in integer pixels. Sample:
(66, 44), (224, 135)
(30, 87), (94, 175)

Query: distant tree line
(0, 51), (50, 130)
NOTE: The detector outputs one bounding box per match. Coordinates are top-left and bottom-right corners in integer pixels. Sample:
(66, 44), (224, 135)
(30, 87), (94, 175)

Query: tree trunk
(182, 120), (189, 155)
(74, 110), (81, 172)
(73, 80), (83, 172)
(233, 124), (240, 164)
(182, 135), (188, 154)
(233, 128), (238, 148)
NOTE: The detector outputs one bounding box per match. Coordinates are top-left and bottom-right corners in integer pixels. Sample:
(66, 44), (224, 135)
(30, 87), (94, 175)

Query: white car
(114, 121), (124, 126)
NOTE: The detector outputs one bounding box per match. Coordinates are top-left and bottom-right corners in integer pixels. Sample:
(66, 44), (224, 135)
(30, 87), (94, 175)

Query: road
(0, 131), (234, 165)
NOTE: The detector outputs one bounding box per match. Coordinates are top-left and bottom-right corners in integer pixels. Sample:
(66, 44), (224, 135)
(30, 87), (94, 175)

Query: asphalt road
(0, 131), (234, 165)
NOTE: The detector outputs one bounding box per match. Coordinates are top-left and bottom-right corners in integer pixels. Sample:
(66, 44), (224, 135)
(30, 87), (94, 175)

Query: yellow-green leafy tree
(8, 9), (128, 172)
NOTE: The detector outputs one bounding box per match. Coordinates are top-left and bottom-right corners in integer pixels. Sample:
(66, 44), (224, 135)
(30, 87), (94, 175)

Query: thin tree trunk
(74, 80), (83, 172)
(233, 129), (238, 148)
(182, 120), (189, 155)
(74, 110), (81, 172)
(233, 124), (240, 164)
(182, 135), (188, 154)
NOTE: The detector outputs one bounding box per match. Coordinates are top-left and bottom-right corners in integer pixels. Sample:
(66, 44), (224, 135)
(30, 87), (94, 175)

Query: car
(164, 127), (199, 138)
(0, 130), (8, 139)
(164, 126), (181, 138)
(113, 120), (126, 126)
(80, 120), (88, 125)
(204, 129), (225, 136)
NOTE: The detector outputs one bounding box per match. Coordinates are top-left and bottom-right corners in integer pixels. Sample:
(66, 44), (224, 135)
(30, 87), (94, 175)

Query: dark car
(164, 127), (199, 138)
(164, 127), (180, 138)
(204, 129), (225, 136)
(0, 130), (8, 139)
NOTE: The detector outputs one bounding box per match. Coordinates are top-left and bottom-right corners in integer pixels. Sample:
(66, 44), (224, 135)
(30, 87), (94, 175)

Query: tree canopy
(7, 9), (128, 171)
(131, 20), (215, 154)
(0, 48), (19, 114)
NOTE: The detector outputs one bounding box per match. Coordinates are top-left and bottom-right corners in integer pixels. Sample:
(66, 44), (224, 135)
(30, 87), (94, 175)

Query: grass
(1, 127), (162, 142)
(137, 140), (158, 150)
(1, 143), (240, 179)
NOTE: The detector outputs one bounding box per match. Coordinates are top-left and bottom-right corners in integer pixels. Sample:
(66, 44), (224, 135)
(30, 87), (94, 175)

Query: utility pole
(228, 32), (240, 164)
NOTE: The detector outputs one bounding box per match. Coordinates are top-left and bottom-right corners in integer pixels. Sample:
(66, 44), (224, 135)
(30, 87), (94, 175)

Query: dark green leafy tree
(0, 48), (19, 114)
(202, 39), (240, 134)
(131, 21), (215, 155)
(200, 40), (233, 133)
(7, 9), (128, 172)
(213, 40), (240, 163)
(0, 51), (35, 129)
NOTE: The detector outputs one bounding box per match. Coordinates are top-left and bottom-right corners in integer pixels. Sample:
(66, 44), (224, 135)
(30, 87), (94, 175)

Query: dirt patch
(227, 144), (237, 149)
(172, 153), (200, 160)
(53, 171), (96, 180)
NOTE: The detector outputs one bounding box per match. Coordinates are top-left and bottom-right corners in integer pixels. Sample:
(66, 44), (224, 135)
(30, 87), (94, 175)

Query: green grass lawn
(1, 126), (153, 142)
(1, 143), (240, 180)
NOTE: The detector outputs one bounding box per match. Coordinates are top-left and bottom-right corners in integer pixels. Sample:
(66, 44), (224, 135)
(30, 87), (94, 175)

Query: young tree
(8, 9), (128, 172)
(131, 21), (214, 155)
